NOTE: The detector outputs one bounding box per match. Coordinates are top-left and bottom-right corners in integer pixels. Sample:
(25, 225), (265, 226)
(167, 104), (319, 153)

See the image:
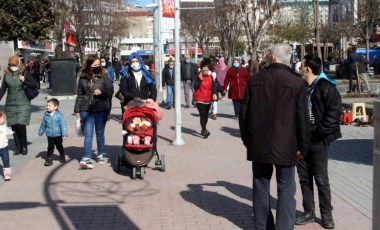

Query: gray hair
(270, 43), (292, 65)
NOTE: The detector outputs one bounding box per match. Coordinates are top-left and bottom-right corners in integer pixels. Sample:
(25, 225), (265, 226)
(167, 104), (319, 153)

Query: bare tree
(238, 0), (278, 74)
(180, 2), (215, 57)
(313, 0), (322, 58)
(212, 0), (243, 61)
(356, 0), (380, 61)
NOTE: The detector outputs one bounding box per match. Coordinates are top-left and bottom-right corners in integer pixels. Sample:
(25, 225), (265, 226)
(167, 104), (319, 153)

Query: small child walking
(38, 98), (68, 166)
(0, 111), (14, 181)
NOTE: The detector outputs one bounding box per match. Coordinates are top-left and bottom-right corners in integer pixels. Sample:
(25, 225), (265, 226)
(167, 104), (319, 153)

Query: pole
(154, 0), (160, 90)
(374, 98), (380, 230)
(158, 0), (163, 92)
(172, 0), (185, 146)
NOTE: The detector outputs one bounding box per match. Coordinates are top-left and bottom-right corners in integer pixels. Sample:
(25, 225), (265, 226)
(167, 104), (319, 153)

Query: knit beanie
(8, 55), (20, 66)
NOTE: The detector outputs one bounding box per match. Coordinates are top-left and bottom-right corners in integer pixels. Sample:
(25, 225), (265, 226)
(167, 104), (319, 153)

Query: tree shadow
(220, 126), (241, 138)
(330, 139), (373, 165)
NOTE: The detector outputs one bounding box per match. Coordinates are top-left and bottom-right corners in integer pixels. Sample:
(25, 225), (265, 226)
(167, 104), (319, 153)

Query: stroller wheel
(140, 167), (145, 179)
(131, 167), (137, 179)
(160, 155), (165, 172)
(114, 154), (121, 173)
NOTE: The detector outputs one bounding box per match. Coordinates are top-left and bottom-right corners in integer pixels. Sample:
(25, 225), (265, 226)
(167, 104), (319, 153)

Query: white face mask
(101, 62), (106, 67)
(9, 66), (19, 72)
(131, 62), (140, 71)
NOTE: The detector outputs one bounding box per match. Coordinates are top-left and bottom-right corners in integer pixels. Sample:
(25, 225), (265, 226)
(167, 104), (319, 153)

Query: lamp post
(146, 1), (163, 92)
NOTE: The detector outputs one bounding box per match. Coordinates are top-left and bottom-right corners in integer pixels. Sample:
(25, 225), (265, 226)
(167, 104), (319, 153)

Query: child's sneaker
(97, 155), (105, 165)
(59, 155), (66, 163)
(80, 159), (93, 169)
(3, 168), (11, 181)
(44, 158), (53, 166)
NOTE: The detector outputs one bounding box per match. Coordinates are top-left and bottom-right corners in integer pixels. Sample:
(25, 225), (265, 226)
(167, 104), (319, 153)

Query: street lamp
(146, 2), (163, 92)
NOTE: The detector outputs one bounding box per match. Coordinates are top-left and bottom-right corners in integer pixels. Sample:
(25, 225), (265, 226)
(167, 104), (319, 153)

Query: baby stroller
(114, 101), (165, 179)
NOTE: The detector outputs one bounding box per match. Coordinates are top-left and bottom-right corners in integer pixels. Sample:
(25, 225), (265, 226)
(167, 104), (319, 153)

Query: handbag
(23, 84), (39, 100)
(114, 89), (124, 102)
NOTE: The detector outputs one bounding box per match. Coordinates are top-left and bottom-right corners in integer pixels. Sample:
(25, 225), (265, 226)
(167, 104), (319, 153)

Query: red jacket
(223, 67), (249, 100)
(194, 74), (214, 103)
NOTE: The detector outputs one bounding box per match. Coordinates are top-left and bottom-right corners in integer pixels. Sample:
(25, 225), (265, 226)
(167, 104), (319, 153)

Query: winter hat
(8, 55), (20, 66)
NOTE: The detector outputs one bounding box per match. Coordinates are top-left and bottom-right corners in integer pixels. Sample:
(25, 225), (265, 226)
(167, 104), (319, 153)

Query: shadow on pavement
(330, 139), (373, 165)
(220, 126), (240, 138)
(180, 183), (254, 229)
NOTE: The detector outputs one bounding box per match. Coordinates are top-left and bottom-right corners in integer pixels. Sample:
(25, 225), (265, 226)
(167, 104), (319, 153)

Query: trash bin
(50, 58), (77, 96)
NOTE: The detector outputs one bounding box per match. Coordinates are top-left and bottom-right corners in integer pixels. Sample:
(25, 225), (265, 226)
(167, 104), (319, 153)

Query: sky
(127, 0), (154, 8)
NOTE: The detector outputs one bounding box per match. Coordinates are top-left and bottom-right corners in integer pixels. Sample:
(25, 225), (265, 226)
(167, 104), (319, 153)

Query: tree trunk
(13, 38), (18, 54)
(313, 0), (322, 59)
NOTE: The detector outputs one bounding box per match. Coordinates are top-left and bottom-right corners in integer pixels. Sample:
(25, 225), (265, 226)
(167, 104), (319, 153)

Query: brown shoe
(211, 113), (217, 120)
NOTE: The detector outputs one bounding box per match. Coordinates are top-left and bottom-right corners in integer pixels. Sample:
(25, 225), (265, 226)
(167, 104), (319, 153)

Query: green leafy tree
(0, 0), (57, 52)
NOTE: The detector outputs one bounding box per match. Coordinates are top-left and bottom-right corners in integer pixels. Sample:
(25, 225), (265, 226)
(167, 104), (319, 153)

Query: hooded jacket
(38, 110), (68, 137)
(308, 72), (342, 144)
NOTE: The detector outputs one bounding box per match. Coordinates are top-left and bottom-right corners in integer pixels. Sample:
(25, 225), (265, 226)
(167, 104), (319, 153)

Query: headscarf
(217, 57), (227, 71)
(120, 52), (155, 85)
(215, 57), (228, 86)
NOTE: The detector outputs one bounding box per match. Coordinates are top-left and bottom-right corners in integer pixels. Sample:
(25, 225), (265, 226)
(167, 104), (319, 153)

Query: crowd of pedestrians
(0, 42), (350, 229)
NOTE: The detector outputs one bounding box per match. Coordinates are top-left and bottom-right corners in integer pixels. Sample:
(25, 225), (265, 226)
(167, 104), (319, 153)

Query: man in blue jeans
(162, 59), (175, 110)
(239, 43), (310, 230)
(295, 55), (342, 229)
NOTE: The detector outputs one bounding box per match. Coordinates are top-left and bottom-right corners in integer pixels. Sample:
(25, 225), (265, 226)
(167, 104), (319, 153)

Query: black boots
(295, 211), (316, 225)
(321, 213), (335, 229)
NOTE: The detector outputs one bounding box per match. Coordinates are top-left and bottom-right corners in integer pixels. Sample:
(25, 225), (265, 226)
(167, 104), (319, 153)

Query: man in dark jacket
(295, 55), (342, 229)
(346, 46), (361, 93)
(239, 43), (310, 230)
(180, 55), (198, 108)
(162, 59), (175, 109)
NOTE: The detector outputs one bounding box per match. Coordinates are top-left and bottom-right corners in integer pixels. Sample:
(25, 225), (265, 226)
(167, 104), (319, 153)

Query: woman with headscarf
(74, 55), (114, 169)
(119, 52), (157, 113)
(210, 57), (228, 120)
(0, 55), (37, 155)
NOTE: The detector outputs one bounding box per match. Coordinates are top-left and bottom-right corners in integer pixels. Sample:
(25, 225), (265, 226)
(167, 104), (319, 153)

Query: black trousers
(348, 69), (359, 92)
(47, 136), (64, 158)
(196, 103), (211, 131)
(11, 124), (27, 152)
(297, 141), (333, 215)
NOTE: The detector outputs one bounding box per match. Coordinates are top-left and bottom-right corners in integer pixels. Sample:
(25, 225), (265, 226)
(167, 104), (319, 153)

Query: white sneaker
(80, 159), (94, 169)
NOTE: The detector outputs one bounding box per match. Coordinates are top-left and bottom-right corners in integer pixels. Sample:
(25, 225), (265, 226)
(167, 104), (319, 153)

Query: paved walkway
(0, 82), (373, 229)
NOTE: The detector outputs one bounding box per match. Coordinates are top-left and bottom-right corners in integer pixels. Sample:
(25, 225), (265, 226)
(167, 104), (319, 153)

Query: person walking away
(0, 55), (37, 155)
(181, 55), (198, 108)
(193, 59), (218, 138)
(119, 52), (157, 112)
(114, 59), (122, 81)
(295, 55), (342, 229)
(74, 55), (114, 169)
(38, 98), (68, 166)
(0, 111), (14, 181)
(223, 58), (249, 119)
(358, 54), (371, 93)
(45, 59), (52, 89)
(31, 58), (41, 89)
(214, 56), (228, 112)
(239, 43), (310, 230)
(101, 57), (114, 119)
(346, 46), (361, 93)
(162, 59), (175, 110)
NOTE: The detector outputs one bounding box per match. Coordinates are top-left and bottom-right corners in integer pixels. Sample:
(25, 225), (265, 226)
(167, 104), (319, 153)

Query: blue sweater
(38, 110), (68, 137)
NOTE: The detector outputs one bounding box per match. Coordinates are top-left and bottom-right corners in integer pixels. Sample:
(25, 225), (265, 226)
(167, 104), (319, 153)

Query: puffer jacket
(38, 110), (68, 137)
(193, 74), (218, 103)
(74, 71), (114, 113)
(309, 73), (342, 144)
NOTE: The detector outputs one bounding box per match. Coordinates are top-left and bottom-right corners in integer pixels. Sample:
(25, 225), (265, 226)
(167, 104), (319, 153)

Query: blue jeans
(166, 85), (174, 108)
(80, 111), (108, 160)
(232, 99), (242, 117)
(252, 162), (296, 230)
(0, 147), (10, 168)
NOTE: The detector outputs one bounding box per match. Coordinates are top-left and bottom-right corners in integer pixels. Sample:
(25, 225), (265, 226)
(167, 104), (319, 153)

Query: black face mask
(92, 66), (102, 73)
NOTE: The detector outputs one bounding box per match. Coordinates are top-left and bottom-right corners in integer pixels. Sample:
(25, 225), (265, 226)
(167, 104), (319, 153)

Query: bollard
(373, 98), (380, 230)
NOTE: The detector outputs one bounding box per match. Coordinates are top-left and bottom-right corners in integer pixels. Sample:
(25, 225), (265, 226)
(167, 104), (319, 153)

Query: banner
(162, 0), (174, 18)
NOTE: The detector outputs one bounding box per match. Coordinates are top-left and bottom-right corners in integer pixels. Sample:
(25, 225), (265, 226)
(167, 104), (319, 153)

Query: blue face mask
(233, 63), (240, 68)
(185, 60), (190, 64)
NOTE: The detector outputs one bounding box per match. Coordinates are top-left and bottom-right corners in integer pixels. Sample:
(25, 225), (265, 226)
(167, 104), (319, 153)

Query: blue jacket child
(38, 98), (68, 166)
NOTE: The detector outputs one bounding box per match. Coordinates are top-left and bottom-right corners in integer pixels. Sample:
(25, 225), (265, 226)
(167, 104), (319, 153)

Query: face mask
(258, 58), (262, 62)
(233, 63), (240, 68)
(92, 66), (102, 73)
(202, 71), (209, 76)
(185, 60), (190, 64)
(101, 62), (106, 67)
(131, 62), (141, 71)
(169, 65), (174, 69)
(9, 66), (19, 72)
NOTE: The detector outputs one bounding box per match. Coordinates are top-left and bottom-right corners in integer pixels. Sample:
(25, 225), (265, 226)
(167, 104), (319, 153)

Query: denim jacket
(38, 110), (68, 137)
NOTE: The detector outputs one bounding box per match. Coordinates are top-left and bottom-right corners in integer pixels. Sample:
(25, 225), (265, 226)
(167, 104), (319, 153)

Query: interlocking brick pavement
(0, 83), (373, 229)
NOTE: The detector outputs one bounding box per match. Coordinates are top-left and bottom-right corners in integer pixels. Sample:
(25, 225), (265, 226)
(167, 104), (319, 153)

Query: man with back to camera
(180, 54), (198, 108)
(295, 54), (342, 229)
(239, 43), (310, 230)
